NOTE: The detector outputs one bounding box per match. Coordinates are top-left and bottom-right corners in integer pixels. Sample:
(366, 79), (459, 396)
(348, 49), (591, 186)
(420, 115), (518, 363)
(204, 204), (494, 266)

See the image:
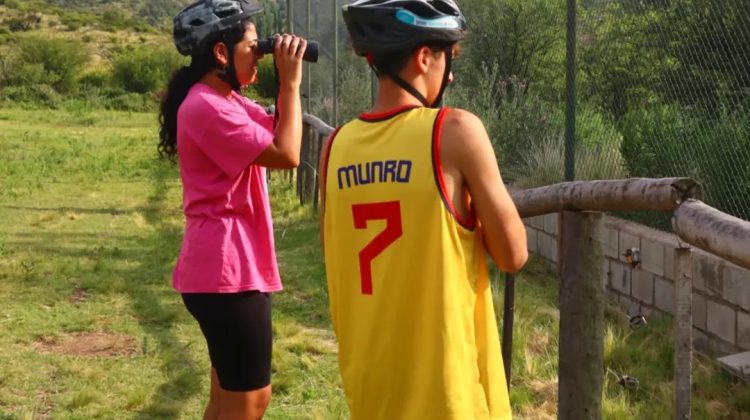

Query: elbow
(497, 247), (528, 274)
(273, 152), (300, 169)
(282, 155), (300, 169)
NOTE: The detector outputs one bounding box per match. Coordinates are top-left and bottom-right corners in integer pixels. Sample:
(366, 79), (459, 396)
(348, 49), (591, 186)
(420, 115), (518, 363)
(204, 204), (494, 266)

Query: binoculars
(257, 37), (319, 63)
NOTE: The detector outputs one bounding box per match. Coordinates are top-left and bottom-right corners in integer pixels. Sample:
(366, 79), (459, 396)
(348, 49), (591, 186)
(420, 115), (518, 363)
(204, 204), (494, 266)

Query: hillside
(0, 0), (183, 63)
(0, 0), (192, 31)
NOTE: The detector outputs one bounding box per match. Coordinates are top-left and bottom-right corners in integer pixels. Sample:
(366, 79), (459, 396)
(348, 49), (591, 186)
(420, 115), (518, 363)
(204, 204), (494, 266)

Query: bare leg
(203, 368), (221, 420)
(217, 384), (272, 420)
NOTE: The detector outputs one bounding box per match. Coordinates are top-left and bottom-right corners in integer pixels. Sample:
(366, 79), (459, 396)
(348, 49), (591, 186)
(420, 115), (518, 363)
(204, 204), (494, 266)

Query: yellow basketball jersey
(323, 106), (511, 420)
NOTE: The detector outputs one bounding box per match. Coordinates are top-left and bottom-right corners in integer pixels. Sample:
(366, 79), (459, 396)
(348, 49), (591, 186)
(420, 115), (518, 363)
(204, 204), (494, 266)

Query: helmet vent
(432, 3), (456, 15)
(216, 10), (235, 18)
(189, 18), (205, 26)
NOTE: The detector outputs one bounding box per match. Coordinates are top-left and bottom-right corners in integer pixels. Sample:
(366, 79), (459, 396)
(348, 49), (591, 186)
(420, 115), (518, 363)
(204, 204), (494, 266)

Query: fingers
(273, 33), (307, 60)
(296, 38), (308, 59)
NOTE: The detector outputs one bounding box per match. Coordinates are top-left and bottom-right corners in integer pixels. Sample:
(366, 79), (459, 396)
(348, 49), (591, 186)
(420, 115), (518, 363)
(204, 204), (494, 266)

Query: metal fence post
(305, 0), (311, 113)
(286, 0), (293, 33)
(332, 0), (338, 126)
(564, 0), (576, 182)
(674, 247), (693, 420)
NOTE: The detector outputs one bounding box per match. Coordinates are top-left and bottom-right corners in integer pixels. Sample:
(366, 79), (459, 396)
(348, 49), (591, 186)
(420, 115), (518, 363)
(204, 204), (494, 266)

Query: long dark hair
(158, 18), (254, 160)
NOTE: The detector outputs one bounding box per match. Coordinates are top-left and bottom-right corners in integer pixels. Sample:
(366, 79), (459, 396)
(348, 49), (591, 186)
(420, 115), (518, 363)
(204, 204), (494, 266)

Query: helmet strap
(387, 71), (430, 107)
(374, 46), (454, 108)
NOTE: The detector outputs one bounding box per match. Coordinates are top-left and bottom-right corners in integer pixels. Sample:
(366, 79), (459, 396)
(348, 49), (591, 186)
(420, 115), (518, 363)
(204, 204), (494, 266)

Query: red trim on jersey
(432, 108), (476, 230)
(321, 125), (343, 197)
(359, 105), (421, 122)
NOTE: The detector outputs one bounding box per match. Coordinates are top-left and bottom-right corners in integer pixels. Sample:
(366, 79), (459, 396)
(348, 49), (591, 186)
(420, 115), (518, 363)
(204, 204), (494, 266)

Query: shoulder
(440, 108), (491, 155)
(180, 85), (226, 117)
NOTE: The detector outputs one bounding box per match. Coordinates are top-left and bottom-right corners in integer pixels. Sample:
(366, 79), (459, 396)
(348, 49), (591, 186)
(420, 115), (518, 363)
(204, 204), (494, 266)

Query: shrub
(621, 102), (750, 220)
(450, 71), (564, 175)
(106, 92), (156, 112)
(6, 14), (42, 32)
(0, 84), (62, 108)
(449, 65), (627, 186)
(112, 45), (185, 94)
(100, 9), (129, 32)
(79, 71), (111, 89)
(504, 134), (629, 188)
(13, 36), (89, 93)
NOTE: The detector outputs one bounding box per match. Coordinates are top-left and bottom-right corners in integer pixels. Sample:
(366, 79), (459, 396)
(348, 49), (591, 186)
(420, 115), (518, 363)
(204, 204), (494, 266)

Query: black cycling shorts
(182, 290), (272, 392)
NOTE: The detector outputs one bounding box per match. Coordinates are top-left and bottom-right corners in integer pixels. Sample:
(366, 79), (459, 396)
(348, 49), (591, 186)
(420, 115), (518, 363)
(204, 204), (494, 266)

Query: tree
(453, 0), (566, 102)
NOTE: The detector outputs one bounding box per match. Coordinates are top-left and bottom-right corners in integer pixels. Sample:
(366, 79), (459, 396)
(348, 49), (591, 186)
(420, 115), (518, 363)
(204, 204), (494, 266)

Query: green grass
(0, 108), (343, 419)
(0, 108), (748, 419)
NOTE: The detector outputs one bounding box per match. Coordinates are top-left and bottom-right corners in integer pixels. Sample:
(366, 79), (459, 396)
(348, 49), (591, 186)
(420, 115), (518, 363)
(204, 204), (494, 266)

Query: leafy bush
(5, 13), (42, 32)
(0, 84), (62, 108)
(9, 36), (89, 93)
(111, 45), (185, 94)
(106, 92), (156, 112)
(449, 66), (627, 186)
(621, 102), (750, 220)
(450, 71), (561, 173)
(79, 71), (111, 89)
(100, 9), (130, 32)
(504, 134), (629, 188)
(57, 10), (97, 31)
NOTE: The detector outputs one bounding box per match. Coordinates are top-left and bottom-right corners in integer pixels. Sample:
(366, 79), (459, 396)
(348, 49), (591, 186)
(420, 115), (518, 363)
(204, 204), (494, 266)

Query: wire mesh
(286, 0), (750, 228)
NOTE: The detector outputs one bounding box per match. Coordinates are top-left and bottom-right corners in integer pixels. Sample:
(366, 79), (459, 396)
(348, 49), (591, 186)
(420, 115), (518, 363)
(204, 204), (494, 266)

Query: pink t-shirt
(172, 83), (282, 293)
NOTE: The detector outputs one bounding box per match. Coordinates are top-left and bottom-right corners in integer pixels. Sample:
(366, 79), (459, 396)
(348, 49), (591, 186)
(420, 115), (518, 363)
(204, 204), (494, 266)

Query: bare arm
(255, 34), (306, 169)
(441, 109), (528, 273)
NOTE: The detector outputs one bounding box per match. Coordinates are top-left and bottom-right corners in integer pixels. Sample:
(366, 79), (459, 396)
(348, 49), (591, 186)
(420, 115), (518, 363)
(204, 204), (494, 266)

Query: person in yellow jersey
(319, 1), (529, 419)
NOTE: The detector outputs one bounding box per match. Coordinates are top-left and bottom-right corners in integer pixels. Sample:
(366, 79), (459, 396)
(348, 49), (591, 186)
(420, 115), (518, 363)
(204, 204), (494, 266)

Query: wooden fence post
(674, 247), (693, 420)
(558, 210), (605, 420)
(298, 123), (312, 205)
(313, 133), (324, 211)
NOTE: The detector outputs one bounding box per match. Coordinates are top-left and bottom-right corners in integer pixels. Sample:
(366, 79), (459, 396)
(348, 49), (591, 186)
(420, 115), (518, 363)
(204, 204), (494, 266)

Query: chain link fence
(282, 0), (750, 229)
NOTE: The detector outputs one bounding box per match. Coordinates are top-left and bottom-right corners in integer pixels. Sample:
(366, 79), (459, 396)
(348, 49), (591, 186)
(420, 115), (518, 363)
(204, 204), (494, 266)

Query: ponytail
(158, 55), (212, 161)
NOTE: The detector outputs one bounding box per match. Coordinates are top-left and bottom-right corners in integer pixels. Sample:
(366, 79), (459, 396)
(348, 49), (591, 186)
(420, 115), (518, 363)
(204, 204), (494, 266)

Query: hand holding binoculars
(257, 36), (319, 63)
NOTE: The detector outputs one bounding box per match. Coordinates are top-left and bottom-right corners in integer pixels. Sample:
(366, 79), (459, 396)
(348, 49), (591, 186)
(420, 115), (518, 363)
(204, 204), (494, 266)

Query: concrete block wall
(523, 213), (750, 355)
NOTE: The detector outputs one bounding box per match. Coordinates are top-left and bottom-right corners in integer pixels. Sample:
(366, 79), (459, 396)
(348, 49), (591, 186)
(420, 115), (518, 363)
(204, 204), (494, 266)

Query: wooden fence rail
(674, 199), (750, 271)
(512, 177), (703, 217)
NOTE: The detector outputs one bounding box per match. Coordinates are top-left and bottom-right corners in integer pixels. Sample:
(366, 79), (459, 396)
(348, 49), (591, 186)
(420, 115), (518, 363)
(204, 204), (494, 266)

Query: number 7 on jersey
(352, 201), (403, 295)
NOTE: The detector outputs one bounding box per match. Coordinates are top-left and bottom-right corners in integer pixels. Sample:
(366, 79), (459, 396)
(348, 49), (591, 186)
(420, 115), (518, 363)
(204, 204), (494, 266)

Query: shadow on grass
(271, 217), (333, 330)
(0, 158), (202, 417)
(129, 159), (202, 419)
(2, 205), (151, 216)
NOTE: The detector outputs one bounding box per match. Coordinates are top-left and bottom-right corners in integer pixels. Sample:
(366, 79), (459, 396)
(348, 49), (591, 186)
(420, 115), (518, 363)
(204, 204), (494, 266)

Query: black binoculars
(257, 37), (319, 63)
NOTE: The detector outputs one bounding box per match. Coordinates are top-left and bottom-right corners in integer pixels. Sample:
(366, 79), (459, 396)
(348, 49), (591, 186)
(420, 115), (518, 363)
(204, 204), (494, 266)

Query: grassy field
(0, 108), (749, 419)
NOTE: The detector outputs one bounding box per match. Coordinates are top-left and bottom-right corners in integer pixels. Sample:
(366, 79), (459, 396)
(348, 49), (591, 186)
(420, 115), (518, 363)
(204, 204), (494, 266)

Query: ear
(213, 42), (230, 67)
(413, 46), (432, 75)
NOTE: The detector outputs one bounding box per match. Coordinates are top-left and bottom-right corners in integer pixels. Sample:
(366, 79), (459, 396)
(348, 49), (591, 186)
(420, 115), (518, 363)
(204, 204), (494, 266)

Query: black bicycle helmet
(173, 0), (263, 56)
(342, 0), (466, 57)
(342, 0), (466, 108)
